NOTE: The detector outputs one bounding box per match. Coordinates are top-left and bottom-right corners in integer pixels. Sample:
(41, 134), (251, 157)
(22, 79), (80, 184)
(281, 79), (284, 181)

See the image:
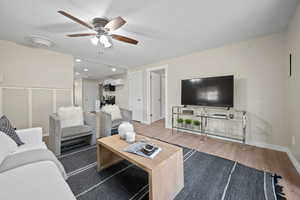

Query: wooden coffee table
(96, 135), (184, 200)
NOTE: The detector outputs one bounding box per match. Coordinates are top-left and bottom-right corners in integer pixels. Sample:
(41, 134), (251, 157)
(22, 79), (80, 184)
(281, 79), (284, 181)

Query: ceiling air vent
(27, 35), (54, 48)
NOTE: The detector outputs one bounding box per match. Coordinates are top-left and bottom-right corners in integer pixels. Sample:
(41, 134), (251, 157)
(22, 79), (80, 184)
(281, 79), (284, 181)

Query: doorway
(129, 71), (143, 122)
(147, 66), (167, 126)
(83, 79), (99, 112)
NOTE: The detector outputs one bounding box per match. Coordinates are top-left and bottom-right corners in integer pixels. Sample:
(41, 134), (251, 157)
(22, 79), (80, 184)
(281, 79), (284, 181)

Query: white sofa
(15, 128), (47, 153)
(0, 127), (76, 200)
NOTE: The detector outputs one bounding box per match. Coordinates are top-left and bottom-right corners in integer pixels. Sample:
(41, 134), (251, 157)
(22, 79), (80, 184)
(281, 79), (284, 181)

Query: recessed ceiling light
(75, 59), (81, 62)
(83, 68), (89, 72)
(112, 68), (116, 72)
(75, 72), (80, 75)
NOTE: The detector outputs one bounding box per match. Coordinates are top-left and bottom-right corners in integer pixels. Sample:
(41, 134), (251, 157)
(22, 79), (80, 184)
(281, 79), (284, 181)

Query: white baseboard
(43, 132), (49, 137)
(247, 141), (289, 152)
(141, 120), (151, 125)
(285, 149), (300, 175)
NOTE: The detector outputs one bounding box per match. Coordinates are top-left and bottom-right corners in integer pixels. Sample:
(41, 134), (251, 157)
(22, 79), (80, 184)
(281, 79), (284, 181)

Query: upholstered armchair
(49, 107), (96, 156)
(99, 107), (132, 138)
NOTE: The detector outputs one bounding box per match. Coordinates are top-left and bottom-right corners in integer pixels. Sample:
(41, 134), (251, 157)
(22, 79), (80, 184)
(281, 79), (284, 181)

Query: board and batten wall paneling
(0, 87), (72, 135)
(32, 89), (53, 134)
(56, 90), (72, 111)
(2, 88), (29, 129)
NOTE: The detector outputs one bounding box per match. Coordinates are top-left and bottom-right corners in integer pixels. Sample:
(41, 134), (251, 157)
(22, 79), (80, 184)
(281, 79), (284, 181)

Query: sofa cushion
(101, 105), (122, 121)
(57, 107), (84, 128)
(14, 142), (47, 155)
(0, 132), (18, 164)
(0, 115), (24, 146)
(61, 125), (92, 138)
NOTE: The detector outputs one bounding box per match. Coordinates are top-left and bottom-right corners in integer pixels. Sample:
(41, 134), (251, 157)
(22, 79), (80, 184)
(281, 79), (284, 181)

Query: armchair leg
(55, 142), (62, 156)
(90, 133), (96, 145)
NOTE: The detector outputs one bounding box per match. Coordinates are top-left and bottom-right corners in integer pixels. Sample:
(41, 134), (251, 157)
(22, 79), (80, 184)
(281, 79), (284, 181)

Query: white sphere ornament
(118, 122), (134, 140)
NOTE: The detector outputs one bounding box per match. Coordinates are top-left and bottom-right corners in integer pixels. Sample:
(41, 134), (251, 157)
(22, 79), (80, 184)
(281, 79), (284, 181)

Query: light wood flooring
(133, 119), (300, 200)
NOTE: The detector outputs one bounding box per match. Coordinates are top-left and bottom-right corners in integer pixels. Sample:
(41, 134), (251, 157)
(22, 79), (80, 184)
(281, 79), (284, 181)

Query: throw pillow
(0, 115), (24, 146)
(57, 106), (84, 128)
(0, 132), (18, 164)
(102, 105), (122, 121)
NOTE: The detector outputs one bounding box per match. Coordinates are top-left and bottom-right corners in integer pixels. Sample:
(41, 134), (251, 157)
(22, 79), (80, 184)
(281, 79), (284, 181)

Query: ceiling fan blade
(111, 34), (138, 45)
(104, 17), (126, 31)
(67, 33), (96, 37)
(58, 10), (93, 30)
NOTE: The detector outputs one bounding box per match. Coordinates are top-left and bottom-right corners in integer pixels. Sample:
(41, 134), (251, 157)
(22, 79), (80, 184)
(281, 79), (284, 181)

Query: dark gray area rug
(59, 144), (283, 200)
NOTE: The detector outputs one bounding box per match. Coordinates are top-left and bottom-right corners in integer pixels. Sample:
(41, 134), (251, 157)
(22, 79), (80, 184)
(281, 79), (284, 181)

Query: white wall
(286, 4), (300, 163)
(0, 40), (73, 88)
(130, 33), (287, 147)
(0, 40), (74, 134)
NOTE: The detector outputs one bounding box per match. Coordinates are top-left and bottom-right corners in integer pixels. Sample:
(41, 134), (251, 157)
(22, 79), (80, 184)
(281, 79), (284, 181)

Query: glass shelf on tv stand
(172, 106), (247, 143)
(173, 113), (243, 121)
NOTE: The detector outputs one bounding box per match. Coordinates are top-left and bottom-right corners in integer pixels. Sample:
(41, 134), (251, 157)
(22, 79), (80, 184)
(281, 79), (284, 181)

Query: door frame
(128, 70), (143, 122)
(150, 71), (162, 123)
(146, 65), (168, 127)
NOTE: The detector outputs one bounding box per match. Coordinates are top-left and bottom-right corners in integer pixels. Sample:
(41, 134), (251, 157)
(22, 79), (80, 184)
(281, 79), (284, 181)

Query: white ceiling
(0, 0), (299, 73)
(74, 59), (126, 80)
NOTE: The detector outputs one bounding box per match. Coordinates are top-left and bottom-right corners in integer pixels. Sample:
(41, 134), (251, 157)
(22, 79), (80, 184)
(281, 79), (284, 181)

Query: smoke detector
(27, 35), (54, 48)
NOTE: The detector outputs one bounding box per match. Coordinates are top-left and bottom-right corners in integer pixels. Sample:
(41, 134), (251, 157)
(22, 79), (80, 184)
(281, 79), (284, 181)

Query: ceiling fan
(58, 10), (138, 48)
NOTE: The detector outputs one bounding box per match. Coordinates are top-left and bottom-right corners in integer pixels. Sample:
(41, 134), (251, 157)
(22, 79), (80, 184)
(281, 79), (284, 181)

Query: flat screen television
(181, 75), (234, 107)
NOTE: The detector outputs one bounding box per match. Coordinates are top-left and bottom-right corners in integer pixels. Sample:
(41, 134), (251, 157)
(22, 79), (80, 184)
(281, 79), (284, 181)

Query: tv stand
(212, 113), (227, 118)
(171, 106), (246, 143)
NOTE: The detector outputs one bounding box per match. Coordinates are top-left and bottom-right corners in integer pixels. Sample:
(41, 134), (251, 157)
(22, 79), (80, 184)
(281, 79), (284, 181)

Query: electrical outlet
(292, 136), (296, 146)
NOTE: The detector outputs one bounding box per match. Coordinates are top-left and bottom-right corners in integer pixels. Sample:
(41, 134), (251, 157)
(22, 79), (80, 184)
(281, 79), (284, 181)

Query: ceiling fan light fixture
(58, 11), (138, 46)
(99, 35), (112, 48)
(103, 42), (112, 48)
(112, 67), (116, 72)
(90, 37), (99, 46)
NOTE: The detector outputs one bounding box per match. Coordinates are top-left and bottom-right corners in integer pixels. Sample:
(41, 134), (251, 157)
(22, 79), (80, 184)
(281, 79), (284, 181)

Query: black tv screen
(181, 75), (234, 107)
